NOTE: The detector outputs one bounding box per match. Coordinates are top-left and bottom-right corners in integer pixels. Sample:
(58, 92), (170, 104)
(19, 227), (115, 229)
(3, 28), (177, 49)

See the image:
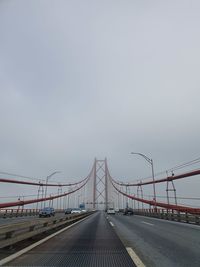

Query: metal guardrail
(0, 209), (71, 218)
(0, 209), (39, 218)
(133, 209), (200, 225)
(0, 212), (93, 249)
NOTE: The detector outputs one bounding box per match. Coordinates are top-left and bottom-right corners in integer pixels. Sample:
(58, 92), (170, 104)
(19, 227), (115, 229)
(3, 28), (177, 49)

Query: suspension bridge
(0, 158), (199, 267)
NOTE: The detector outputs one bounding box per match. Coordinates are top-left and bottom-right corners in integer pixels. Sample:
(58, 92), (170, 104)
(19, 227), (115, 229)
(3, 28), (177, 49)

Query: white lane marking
(0, 215), (92, 266)
(126, 247), (146, 267)
(136, 215), (200, 229)
(141, 221), (154, 226)
(109, 221), (114, 227)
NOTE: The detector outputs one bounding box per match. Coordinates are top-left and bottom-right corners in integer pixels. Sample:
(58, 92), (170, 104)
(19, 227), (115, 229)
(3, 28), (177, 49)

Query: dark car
(123, 208), (134, 215)
(39, 207), (55, 217)
(65, 208), (72, 214)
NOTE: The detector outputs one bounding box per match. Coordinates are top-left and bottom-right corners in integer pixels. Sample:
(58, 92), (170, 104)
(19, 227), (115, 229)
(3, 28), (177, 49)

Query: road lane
(108, 213), (200, 267)
(6, 212), (135, 267)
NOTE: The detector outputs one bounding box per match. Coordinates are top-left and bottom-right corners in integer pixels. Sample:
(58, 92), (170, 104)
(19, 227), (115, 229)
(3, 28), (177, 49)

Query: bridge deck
(6, 212), (135, 267)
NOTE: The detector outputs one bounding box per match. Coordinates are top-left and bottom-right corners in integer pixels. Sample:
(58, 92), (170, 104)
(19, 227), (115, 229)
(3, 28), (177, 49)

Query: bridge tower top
(93, 158), (108, 210)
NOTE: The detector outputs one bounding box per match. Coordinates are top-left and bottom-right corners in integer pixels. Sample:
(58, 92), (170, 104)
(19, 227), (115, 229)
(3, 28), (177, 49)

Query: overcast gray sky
(0, 0), (200, 204)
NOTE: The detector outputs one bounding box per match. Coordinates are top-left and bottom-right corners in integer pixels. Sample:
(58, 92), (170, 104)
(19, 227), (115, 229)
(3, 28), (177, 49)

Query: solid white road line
(109, 221), (114, 227)
(0, 215), (92, 266)
(141, 221), (154, 226)
(126, 247), (146, 267)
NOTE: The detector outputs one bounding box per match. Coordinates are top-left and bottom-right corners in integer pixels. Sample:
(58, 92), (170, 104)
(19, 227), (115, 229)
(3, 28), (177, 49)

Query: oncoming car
(65, 208), (72, 214)
(71, 208), (82, 214)
(39, 207), (55, 217)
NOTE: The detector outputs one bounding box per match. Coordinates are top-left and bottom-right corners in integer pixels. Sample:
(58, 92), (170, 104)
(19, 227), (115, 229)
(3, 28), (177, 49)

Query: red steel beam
(0, 176), (88, 187)
(110, 177), (200, 214)
(0, 176), (90, 209)
(113, 169), (200, 186)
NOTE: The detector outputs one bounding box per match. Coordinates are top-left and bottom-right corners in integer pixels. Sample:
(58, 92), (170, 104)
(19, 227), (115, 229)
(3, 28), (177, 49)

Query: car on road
(107, 208), (115, 215)
(123, 207), (134, 215)
(71, 208), (82, 214)
(80, 209), (87, 212)
(65, 208), (72, 214)
(39, 207), (55, 217)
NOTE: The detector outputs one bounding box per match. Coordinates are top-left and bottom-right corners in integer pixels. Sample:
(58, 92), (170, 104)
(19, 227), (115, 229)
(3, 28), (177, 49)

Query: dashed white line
(109, 221), (114, 227)
(141, 221), (154, 226)
(126, 247), (146, 267)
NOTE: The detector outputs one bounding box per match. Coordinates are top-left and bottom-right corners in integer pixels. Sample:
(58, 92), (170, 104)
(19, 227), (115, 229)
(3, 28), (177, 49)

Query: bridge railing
(0, 211), (93, 249)
(0, 209), (40, 218)
(0, 208), (71, 218)
(133, 208), (200, 225)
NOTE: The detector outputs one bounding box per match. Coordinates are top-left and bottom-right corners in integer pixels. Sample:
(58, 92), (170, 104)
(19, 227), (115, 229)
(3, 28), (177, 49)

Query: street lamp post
(131, 152), (157, 209)
(67, 187), (71, 208)
(126, 185), (128, 208)
(78, 195), (81, 208)
(44, 171), (61, 208)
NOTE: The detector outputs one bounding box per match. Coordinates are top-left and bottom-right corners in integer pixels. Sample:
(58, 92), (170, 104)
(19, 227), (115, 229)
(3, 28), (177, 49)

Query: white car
(71, 208), (82, 214)
(107, 208), (115, 215)
(81, 209), (87, 213)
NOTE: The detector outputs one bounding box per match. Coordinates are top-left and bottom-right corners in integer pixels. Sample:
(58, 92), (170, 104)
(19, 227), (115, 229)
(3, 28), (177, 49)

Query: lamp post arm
(131, 151), (157, 209)
(47, 171), (61, 180)
(131, 152), (152, 165)
(44, 171), (61, 208)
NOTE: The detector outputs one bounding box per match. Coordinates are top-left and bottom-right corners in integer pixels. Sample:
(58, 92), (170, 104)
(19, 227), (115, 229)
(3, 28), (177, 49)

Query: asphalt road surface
(108, 213), (200, 267)
(6, 212), (135, 267)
